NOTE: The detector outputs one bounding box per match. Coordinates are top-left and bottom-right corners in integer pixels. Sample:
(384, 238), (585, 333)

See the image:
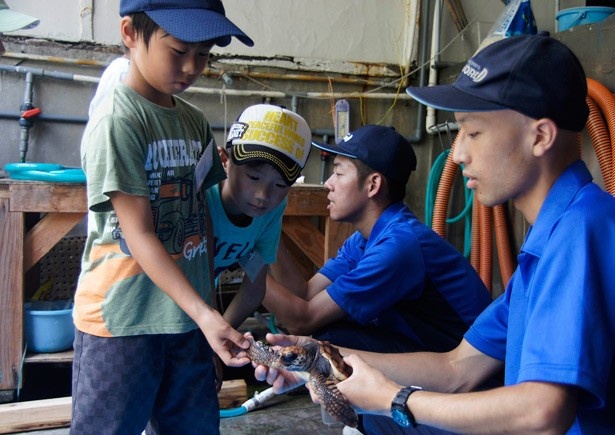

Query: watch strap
(391, 385), (422, 427)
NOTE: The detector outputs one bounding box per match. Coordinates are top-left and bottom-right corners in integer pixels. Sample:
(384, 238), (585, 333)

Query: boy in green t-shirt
(73, 1), (253, 433)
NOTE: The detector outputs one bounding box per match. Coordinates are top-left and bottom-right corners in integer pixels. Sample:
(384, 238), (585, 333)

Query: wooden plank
(218, 379), (248, 409)
(324, 219), (354, 261)
(280, 233), (317, 280)
(23, 212), (86, 273)
(0, 396), (70, 434)
(282, 216), (324, 267)
(284, 184), (329, 216)
(25, 350), (74, 364)
(0, 380), (248, 433)
(0, 197), (24, 391)
(9, 182), (87, 213)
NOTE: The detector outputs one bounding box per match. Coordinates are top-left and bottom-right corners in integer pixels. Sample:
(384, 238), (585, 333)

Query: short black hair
(352, 158), (406, 203)
(128, 12), (162, 49)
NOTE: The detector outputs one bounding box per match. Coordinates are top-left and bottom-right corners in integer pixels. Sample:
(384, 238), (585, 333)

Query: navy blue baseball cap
(312, 125), (417, 184)
(120, 0), (254, 47)
(406, 34), (588, 132)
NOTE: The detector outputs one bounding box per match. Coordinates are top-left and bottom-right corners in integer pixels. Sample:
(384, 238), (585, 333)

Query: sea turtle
(247, 336), (358, 428)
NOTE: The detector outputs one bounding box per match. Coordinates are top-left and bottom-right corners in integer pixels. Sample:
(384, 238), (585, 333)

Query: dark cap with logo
(312, 125), (417, 184)
(406, 34), (588, 132)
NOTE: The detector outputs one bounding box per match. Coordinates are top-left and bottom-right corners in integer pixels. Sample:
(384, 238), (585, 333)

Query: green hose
(424, 149), (473, 258)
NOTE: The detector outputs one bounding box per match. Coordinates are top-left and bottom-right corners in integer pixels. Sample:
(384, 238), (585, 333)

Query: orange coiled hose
(432, 138), (459, 238)
(585, 97), (612, 190)
(432, 136), (515, 294)
(469, 191), (481, 273)
(493, 204), (514, 286)
(478, 201), (493, 292)
(587, 78), (615, 195)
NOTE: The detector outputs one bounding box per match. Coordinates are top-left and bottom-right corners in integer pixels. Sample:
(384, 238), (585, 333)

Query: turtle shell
(247, 337), (358, 428)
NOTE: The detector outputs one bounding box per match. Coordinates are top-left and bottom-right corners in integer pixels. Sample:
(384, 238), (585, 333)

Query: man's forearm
(263, 277), (312, 333)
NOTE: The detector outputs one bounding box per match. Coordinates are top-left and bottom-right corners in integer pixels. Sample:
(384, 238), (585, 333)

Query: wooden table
(0, 179), (351, 396)
(0, 179), (86, 395)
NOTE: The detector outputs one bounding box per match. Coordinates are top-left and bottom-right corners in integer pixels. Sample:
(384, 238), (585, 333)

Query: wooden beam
(282, 216), (325, 267)
(8, 183), (87, 213)
(24, 212), (86, 272)
(0, 397), (70, 434)
(218, 379), (248, 409)
(284, 184), (329, 216)
(0, 197), (24, 391)
(0, 380), (248, 433)
(324, 219), (354, 261)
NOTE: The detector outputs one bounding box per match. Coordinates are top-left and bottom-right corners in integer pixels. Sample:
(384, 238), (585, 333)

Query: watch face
(391, 408), (411, 427)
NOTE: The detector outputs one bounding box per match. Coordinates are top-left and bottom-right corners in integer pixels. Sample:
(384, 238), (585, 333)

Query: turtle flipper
(309, 374), (358, 428)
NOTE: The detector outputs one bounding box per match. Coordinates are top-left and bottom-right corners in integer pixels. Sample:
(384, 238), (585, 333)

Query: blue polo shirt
(465, 160), (615, 432)
(320, 201), (492, 352)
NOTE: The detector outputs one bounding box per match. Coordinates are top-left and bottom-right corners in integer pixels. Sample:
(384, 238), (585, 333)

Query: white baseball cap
(227, 104), (312, 185)
(0, 1), (39, 33)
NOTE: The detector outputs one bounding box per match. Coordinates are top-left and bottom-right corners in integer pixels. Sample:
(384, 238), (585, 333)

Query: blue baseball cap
(406, 34), (588, 132)
(120, 0), (254, 47)
(312, 125), (417, 184)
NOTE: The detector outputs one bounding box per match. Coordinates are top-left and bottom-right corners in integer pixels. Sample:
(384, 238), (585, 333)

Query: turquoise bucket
(556, 6), (615, 31)
(24, 300), (74, 353)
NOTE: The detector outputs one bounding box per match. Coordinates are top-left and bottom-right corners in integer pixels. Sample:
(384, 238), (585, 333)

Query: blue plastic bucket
(556, 6), (615, 31)
(24, 300), (75, 353)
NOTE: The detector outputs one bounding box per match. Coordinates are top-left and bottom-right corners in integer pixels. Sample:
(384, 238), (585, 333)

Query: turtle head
(278, 342), (319, 371)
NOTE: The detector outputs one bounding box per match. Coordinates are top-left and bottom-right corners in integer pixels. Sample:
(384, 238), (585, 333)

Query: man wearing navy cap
(256, 35), (615, 434)
(73, 1), (254, 433)
(264, 125), (492, 381)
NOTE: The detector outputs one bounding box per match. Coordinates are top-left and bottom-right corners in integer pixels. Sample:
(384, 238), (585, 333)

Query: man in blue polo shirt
(264, 125), (492, 355)
(255, 34), (615, 434)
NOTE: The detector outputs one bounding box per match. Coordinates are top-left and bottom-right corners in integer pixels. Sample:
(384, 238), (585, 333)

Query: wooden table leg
(0, 198), (25, 393)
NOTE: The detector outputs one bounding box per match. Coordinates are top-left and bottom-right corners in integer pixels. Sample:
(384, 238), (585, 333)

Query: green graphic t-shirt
(76, 84), (224, 337)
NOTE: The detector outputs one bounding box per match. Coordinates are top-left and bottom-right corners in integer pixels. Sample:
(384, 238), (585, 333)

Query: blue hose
(220, 406), (248, 417)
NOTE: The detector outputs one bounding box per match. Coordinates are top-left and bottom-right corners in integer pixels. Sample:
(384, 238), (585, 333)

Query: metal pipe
(2, 51), (108, 68)
(0, 111), (88, 124)
(4, 51), (401, 89)
(18, 72), (35, 162)
(406, 0), (431, 143)
(0, 111), (336, 137)
(425, 0), (442, 134)
(187, 85), (411, 100)
(202, 68), (400, 89)
(0, 63), (410, 101)
(0, 64), (98, 83)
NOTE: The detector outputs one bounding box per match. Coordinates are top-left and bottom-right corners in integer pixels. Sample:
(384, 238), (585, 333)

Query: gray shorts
(71, 329), (219, 434)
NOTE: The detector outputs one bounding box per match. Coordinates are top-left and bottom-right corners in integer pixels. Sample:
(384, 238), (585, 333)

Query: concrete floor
(12, 388), (349, 435)
(10, 317), (353, 435)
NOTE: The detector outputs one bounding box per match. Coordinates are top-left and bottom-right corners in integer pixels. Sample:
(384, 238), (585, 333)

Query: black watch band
(390, 385), (422, 428)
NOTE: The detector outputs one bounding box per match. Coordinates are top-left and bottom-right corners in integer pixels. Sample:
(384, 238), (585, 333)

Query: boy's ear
(218, 147), (230, 166)
(120, 16), (138, 49)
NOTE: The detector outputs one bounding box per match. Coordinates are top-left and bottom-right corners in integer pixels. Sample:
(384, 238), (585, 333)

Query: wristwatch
(390, 385), (422, 427)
